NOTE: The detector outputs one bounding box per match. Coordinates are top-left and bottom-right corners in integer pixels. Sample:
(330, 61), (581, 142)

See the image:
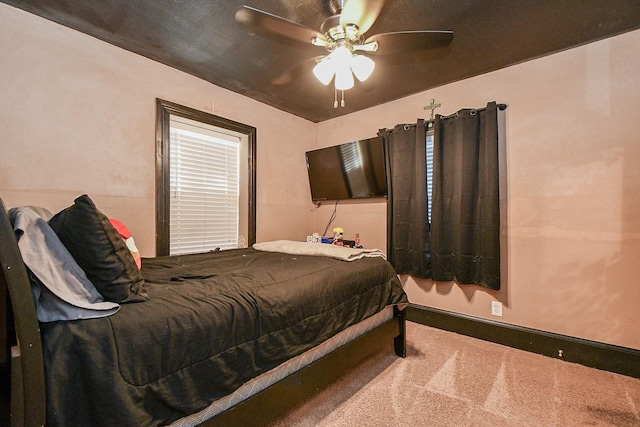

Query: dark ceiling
(3, 0), (640, 122)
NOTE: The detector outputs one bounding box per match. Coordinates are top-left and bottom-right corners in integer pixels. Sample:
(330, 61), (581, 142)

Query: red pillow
(109, 218), (132, 239)
(110, 218), (142, 269)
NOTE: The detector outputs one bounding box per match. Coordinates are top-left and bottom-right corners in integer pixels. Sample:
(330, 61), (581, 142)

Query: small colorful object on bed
(332, 226), (344, 244)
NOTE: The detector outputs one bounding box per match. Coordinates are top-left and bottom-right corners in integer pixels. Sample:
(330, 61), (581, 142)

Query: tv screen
(305, 137), (387, 201)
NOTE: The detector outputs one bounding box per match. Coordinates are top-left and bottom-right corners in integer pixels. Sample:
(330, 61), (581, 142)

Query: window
(169, 117), (240, 254)
(156, 99), (256, 256)
(384, 104), (503, 288)
(426, 129), (434, 223)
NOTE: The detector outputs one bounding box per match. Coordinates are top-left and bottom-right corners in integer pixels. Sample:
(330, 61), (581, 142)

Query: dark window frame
(155, 99), (256, 256)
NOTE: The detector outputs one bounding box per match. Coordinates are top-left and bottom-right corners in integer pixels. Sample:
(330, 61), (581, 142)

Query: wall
(316, 29), (640, 350)
(0, 4), (317, 256)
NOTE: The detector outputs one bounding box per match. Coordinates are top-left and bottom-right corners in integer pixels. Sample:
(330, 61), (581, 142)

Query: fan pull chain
(333, 89), (347, 108)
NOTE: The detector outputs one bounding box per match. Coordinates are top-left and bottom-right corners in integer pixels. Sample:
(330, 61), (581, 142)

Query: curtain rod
(422, 103), (507, 126)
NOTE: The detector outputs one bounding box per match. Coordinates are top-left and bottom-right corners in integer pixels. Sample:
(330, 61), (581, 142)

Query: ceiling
(3, 0), (640, 122)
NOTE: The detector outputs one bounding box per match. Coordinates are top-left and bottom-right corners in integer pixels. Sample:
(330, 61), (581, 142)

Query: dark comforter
(41, 248), (407, 426)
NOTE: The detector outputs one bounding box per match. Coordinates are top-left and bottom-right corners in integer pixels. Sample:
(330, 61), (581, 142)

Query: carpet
(270, 321), (640, 426)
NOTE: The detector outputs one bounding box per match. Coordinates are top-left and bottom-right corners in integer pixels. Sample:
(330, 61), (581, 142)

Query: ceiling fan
(235, 0), (454, 108)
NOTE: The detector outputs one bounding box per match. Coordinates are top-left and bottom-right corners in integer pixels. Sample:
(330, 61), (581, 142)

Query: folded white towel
(252, 240), (385, 262)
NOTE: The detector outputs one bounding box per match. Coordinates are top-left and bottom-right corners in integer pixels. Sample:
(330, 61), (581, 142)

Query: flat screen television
(305, 137), (387, 201)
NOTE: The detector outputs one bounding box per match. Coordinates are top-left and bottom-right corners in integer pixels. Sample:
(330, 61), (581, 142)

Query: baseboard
(407, 304), (640, 379)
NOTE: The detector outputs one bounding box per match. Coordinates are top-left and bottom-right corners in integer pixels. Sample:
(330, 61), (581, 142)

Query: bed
(0, 196), (408, 427)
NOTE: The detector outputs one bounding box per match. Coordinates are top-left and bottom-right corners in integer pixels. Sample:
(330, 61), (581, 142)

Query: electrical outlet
(491, 301), (503, 317)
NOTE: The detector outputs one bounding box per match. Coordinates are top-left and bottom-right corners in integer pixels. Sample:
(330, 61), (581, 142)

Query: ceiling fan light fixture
(313, 57), (336, 85)
(351, 54), (375, 81)
(236, 3), (455, 110)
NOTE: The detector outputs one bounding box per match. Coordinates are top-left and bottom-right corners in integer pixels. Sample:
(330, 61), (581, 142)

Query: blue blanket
(9, 206), (119, 321)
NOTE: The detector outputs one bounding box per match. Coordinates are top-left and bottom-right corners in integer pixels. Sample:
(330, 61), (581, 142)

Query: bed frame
(0, 198), (406, 427)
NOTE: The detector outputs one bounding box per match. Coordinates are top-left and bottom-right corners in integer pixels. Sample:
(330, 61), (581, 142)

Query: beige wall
(2, 3), (639, 351)
(0, 4), (317, 256)
(316, 30), (640, 350)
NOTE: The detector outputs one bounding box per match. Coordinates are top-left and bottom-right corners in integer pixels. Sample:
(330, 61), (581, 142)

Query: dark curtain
(431, 101), (500, 289)
(379, 120), (430, 278)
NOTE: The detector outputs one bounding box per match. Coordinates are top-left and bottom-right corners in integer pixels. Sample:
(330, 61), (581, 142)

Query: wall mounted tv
(305, 137), (387, 201)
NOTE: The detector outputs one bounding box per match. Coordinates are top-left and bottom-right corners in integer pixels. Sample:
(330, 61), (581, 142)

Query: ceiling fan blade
(365, 30), (454, 55)
(235, 6), (324, 47)
(340, 0), (386, 35)
(272, 56), (322, 86)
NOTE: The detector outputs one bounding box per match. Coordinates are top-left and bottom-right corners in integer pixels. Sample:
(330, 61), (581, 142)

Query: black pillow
(49, 195), (148, 303)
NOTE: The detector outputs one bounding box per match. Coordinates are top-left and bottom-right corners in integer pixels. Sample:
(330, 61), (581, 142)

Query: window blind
(169, 117), (240, 255)
(426, 131), (434, 223)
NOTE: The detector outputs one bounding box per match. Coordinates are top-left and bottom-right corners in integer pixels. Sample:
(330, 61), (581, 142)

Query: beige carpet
(270, 322), (640, 427)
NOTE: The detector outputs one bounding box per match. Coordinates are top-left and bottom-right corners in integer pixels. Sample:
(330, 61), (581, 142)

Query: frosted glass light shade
(351, 54), (375, 81)
(313, 57), (335, 85)
(331, 45), (352, 67)
(335, 65), (354, 90)
(330, 45), (355, 90)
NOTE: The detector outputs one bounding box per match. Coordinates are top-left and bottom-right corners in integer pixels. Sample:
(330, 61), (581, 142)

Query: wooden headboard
(0, 199), (46, 426)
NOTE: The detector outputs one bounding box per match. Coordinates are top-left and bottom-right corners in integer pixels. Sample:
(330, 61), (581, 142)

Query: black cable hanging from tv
(322, 200), (339, 237)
